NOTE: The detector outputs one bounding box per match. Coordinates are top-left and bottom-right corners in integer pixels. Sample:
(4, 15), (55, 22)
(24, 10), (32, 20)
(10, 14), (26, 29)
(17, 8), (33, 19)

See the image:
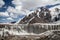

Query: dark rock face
(19, 7), (52, 24)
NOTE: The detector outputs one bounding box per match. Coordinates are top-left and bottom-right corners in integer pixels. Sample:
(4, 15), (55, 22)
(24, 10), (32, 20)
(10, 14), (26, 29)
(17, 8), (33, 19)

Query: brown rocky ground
(0, 35), (48, 40)
(0, 33), (60, 40)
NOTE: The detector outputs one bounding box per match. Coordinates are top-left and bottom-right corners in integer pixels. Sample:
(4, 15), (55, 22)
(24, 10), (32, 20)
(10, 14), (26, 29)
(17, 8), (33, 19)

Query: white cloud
(7, 6), (17, 13)
(15, 6), (22, 11)
(7, 6), (22, 13)
(16, 0), (60, 10)
(10, 13), (18, 18)
(12, 0), (22, 11)
(7, 17), (14, 20)
(12, 0), (22, 6)
(0, 12), (9, 17)
(0, 0), (5, 7)
(7, 6), (25, 18)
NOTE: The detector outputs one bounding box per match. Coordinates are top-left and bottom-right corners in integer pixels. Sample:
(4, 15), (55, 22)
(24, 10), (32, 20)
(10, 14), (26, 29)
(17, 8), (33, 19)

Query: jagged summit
(19, 7), (52, 24)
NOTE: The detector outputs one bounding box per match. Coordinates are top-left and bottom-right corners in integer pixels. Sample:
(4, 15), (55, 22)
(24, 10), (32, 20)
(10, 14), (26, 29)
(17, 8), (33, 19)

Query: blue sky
(0, 0), (25, 23)
(0, 0), (60, 23)
(0, 0), (15, 12)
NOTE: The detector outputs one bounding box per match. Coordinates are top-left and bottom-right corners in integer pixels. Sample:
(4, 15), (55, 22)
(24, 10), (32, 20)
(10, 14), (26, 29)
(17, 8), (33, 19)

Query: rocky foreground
(0, 34), (60, 40)
(0, 30), (60, 40)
